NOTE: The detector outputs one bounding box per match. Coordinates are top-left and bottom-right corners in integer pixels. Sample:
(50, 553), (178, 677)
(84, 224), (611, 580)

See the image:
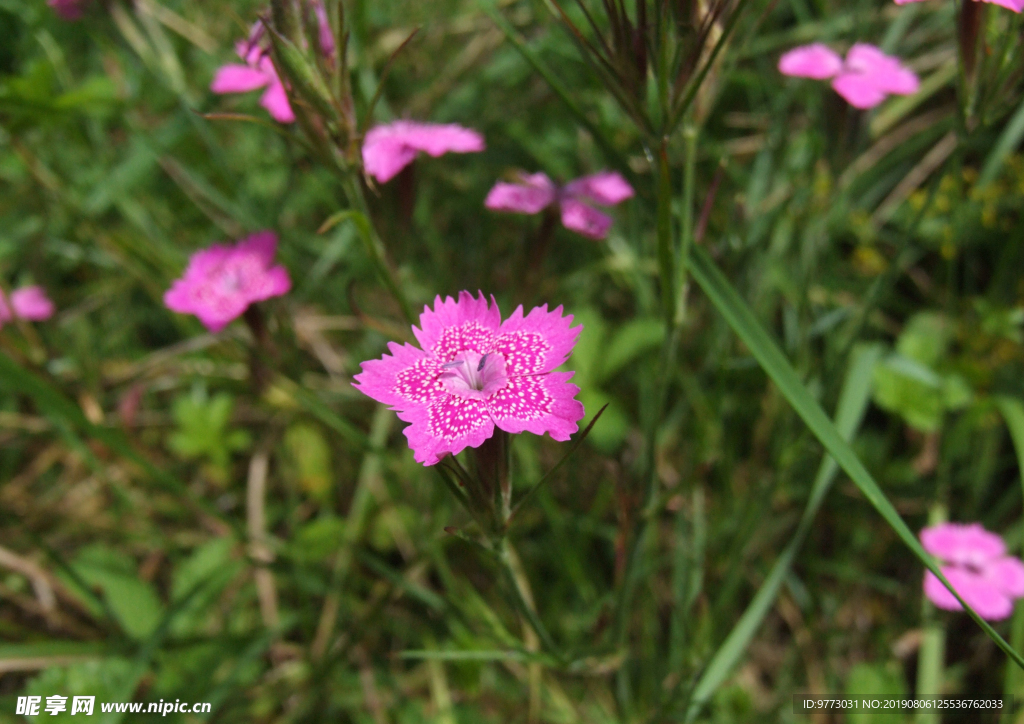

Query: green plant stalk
(675, 124), (697, 326)
(915, 503), (947, 724)
(1003, 607), (1024, 724)
(656, 139), (676, 327)
(496, 538), (563, 664)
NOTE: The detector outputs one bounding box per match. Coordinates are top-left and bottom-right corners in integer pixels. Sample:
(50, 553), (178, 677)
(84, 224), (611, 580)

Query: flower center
(439, 351), (508, 400)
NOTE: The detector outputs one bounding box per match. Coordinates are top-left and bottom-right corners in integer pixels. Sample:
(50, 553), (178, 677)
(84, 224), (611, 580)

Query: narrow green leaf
(678, 343), (882, 722)
(995, 396), (1024, 509)
(687, 246), (1024, 671)
(978, 96), (1024, 188)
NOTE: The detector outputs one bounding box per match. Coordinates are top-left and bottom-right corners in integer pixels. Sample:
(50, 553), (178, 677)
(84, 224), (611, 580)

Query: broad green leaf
(599, 318), (665, 384)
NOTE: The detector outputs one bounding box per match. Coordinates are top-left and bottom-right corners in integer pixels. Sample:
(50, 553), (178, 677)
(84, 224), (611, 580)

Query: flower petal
(831, 72), (888, 109)
(924, 567), (1015, 620)
(211, 64), (270, 94)
(979, 0), (1024, 11)
(10, 286), (55, 321)
(921, 522), (1006, 567)
(844, 43), (919, 96)
(362, 135), (419, 183)
(564, 171), (635, 206)
(560, 198), (613, 239)
(362, 121), (484, 183)
(412, 291), (501, 361)
(399, 122), (486, 156)
(353, 341), (444, 409)
(495, 303), (582, 375)
(398, 395), (495, 465)
(988, 556), (1024, 598)
(484, 173), (557, 214)
(259, 75), (296, 123)
(488, 372), (584, 441)
(778, 43), (843, 79)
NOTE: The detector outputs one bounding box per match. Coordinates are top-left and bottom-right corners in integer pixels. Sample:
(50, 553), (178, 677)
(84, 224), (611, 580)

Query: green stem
(675, 124), (697, 326)
(497, 539), (563, 664)
(915, 505), (947, 724)
(655, 139), (675, 327)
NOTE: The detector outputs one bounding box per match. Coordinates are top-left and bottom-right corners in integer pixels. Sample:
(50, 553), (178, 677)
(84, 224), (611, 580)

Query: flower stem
(655, 139), (675, 328)
(497, 538), (563, 664)
(675, 124), (698, 326)
(243, 304), (275, 393)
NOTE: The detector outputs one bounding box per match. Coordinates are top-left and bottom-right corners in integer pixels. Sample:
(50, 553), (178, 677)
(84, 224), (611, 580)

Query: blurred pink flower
(779, 43), (919, 109)
(361, 121), (485, 183)
(921, 522), (1024, 620)
(485, 170), (634, 240)
(48, 0), (87, 20)
(211, 26), (295, 123)
(353, 291), (585, 466)
(0, 286), (55, 327)
(164, 231), (291, 333)
(894, 0), (1021, 11)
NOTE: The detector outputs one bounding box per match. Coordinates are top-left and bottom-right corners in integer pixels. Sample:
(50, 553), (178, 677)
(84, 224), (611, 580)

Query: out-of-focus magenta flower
(485, 170), (634, 240)
(48, 0), (87, 20)
(0, 286), (55, 327)
(164, 231), (291, 333)
(894, 0), (1021, 11)
(779, 43), (919, 109)
(361, 121), (485, 183)
(211, 26), (295, 123)
(353, 291), (585, 466)
(920, 522), (1024, 620)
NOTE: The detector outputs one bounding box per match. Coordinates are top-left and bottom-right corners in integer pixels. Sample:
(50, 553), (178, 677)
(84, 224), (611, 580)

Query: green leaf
(283, 422), (334, 499)
(845, 662), (908, 724)
(995, 396), (1024, 509)
(895, 312), (949, 367)
(872, 357), (944, 432)
(687, 246), (1024, 672)
(63, 546), (163, 641)
(598, 318), (665, 384)
(978, 95), (1024, 188)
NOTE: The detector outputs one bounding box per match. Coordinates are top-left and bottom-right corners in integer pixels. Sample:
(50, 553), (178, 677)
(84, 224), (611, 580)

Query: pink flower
(210, 26), (295, 123)
(779, 43), (919, 109)
(164, 231), (291, 333)
(485, 171), (634, 240)
(361, 121), (486, 183)
(895, 0), (1021, 11)
(0, 286), (55, 327)
(353, 291), (585, 466)
(48, 0), (87, 20)
(920, 522), (1024, 621)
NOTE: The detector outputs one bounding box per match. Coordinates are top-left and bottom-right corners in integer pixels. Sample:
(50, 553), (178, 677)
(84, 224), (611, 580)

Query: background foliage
(1, 0), (1023, 721)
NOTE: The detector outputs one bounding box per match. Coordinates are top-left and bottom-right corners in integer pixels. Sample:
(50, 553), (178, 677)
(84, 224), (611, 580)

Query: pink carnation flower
(164, 231), (291, 333)
(779, 43), (919, 109)
(894, 0), (1021, 11)
(0, 286), (55, 327)
(353, 291), (585, 466)
(920, 522), (1024, 621)
(211, 26), (295, 123)
(485, 171), (634, 240)
(361, 121), (486, 183)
